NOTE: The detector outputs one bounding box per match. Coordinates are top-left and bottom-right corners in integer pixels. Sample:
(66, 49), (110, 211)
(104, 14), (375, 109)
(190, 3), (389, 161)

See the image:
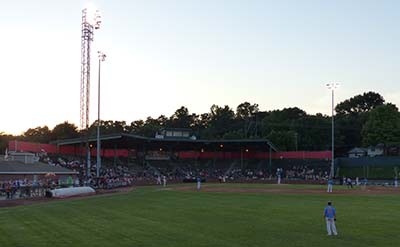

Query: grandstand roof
(52, 133), (278, 152)
(0, 160), (78, 175)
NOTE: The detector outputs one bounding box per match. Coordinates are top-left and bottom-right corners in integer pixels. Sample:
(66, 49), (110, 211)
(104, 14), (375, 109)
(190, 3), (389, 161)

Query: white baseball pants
(326, 218), (338, 235)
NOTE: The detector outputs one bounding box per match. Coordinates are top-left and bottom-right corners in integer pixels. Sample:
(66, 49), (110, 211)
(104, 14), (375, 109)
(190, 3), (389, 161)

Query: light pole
(81, 6), (101, 180)
(96, 51), (106, 178)
(326, 83), (339, 182)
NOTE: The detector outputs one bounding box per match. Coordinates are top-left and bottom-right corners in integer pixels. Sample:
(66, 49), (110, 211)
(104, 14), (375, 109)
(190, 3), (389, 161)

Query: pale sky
(1, 0), (399, 135)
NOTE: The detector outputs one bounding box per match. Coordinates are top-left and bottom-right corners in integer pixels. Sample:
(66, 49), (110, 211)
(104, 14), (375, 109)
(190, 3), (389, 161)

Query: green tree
(236, 102), (259, 138)
(141, 117), (165, 137)
(260, 109), (331, 151)
(0, 132), (16, 153)
(266, 130), (297, 151)
(128, 120), (145, 135)
(236, 102), (259, 119)
(222, 130), (244, 139)
(207, 105), (235, 139)
(335, 92), (385, 148)
(335, 91), (385, 116)
(295, 114), (331, 151)
(193, 113), (211, 138)
(51, 121), (79, 140)
(261, 107), (307, 135)
(168, 106), (196, 128)
(87, 120), (128, 136)
(361, 104), (400, 146)
(23, 126), (51, 143)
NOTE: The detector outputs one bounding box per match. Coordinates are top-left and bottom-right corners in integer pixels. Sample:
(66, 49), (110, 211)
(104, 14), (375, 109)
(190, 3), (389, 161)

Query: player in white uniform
(196, 176), (201, 190)
(276, 168), (282, 184)
(327, 177), (333, 193)
(323, 201), (338, 236)
(162, 175), (167, 187)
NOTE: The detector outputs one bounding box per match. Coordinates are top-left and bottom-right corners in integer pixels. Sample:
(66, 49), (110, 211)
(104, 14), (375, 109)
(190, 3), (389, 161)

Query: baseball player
(327, 177), (333, 193)
(277, 168), (282, 184)
(162, 175), (167, 187)
(196, 176), (201, 190)
(323, 201), (338, 236)
(346, 177), (353, 189)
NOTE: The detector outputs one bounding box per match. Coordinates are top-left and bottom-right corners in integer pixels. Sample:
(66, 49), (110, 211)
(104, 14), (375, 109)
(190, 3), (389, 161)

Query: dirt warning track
(172, 185), (400, 195)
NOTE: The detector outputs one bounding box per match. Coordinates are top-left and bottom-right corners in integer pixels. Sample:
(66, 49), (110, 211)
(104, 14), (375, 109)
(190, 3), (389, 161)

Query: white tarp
(51, 187), (95, 198)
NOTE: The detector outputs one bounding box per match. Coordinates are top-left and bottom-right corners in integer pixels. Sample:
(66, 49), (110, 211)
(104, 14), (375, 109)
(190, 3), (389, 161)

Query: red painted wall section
(8, 141), (130, 158)
(272, 151), (332, 159)
(9, 141), (331, 159)
(8, 141), (58, 153)
(178, 151), (331, 159)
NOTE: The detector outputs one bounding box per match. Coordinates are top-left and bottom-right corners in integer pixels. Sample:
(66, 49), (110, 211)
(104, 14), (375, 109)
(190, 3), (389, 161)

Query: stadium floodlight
(326, 83), (340, 184)
(81, 5), (102, 180)
(96, 51), (106, 178)
(83, 4), (102, 28)
(326, 82), (339, 91)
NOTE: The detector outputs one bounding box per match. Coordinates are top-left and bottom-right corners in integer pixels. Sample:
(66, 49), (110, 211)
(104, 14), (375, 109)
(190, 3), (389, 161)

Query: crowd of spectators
(284, 165), (329, 180)
(0, 177), (76, 200)
(146, 160), (330, 183)
(1, 152), (332, 200)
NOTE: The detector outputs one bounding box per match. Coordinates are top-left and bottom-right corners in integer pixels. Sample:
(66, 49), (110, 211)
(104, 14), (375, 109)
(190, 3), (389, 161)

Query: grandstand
(5, 132), (332, 183)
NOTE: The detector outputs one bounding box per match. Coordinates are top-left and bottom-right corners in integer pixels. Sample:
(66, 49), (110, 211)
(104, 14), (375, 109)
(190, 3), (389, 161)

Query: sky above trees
(1, 0), (399, 135)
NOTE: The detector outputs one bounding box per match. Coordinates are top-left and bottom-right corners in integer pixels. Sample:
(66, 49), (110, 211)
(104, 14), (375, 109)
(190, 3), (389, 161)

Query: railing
(0, 185), (48, 200)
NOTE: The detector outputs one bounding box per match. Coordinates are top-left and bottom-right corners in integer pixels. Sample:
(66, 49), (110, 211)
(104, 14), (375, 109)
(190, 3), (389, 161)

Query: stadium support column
(240, 146), (243, 170)
(87, 146), (91, 178)
(269, 145), (272, 175)
(113, 144), (117, 166)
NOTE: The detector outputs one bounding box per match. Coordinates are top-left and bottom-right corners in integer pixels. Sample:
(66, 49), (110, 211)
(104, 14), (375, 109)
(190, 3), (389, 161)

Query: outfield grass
(0, 184), (398, 247)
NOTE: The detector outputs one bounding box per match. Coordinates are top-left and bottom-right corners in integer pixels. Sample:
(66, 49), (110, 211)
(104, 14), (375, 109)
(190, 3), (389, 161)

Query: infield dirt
(172, 184), (400, 195)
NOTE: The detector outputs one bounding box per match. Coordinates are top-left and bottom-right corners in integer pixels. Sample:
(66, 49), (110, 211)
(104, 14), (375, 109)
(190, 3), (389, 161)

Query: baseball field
(0, 183), (399, 247)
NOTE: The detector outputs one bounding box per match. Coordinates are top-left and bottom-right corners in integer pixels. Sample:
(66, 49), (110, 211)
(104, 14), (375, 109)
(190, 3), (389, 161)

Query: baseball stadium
(2, 2), (400, 247)
(1, 128), (399, 247)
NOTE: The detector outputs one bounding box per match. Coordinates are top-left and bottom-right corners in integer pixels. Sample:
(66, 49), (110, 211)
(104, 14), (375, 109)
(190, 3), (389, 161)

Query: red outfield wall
(8, 141), (331, 159)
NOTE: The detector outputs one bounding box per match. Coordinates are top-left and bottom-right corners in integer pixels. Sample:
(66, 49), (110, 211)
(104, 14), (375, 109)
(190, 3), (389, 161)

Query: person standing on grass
(196, 176), (201, 190)
(346, 177), (353, 189)
(276, 168), (282, 184)
(323, 201), (338, 236)
(162, 175), (167, 187)
(327, 177), (333, 193)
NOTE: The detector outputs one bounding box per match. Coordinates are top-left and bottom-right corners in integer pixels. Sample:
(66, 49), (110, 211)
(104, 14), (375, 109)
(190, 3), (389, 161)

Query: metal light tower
(96, 51), (106, 178)
(80, 7), (101, 179)
(326, 83), (339, 180)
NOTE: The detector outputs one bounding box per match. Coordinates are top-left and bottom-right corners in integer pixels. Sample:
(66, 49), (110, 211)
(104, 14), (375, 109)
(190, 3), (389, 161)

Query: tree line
(1, 91), (400, 154)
